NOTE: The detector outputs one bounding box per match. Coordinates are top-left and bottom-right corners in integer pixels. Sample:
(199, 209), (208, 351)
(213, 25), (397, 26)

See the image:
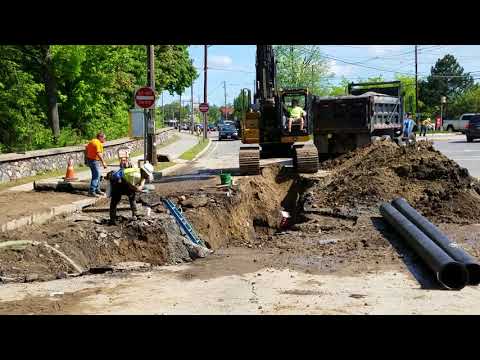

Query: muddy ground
(1, 139), (480, 294)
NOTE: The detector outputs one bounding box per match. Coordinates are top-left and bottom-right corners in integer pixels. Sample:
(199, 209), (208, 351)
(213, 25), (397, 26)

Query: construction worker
(85, 132), (108, 197)
(403, 113), (416, 144)
(288, 99), (306, 133)
(108, 162), (154, 226)
(420, 117), (432, 137)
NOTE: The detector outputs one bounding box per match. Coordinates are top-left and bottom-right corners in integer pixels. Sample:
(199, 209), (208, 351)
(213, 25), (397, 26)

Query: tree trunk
(41, 45), (60, 139)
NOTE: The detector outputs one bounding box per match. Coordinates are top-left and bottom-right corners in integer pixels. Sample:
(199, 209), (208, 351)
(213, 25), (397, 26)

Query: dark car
(218, 124), (239, 140)
(465, 115), (480, 142)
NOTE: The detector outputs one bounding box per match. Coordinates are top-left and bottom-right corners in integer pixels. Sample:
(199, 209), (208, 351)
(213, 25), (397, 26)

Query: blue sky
(159, 45), (480, 107)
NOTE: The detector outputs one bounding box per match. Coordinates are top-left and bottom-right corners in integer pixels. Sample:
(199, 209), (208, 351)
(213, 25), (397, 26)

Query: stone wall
(0, 128), (174, 183)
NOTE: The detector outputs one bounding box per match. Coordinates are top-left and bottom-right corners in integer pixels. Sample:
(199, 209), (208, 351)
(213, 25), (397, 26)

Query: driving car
(465, 115), (480, 142)
(218, 124), (239, 140)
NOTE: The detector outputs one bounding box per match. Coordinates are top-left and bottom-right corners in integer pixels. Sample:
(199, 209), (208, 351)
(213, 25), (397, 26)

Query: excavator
(238, 45), (319, 175)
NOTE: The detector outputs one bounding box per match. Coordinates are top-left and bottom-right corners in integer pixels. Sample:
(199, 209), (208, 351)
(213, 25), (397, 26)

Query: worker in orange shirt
(85, 132), (108, 197)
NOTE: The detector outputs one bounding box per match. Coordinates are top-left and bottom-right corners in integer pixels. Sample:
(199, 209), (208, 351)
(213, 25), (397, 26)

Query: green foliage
(274, 45), (332, 96)
(207, 104), (221, 123)
(448, 85), (480, 118)
(419, 54), (474, 111)
(0, 45), (197, 153)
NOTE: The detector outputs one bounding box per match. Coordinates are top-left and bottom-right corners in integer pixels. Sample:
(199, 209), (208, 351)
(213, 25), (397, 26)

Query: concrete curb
(0, 197), (100, 233)
(192, 138), (212, 161)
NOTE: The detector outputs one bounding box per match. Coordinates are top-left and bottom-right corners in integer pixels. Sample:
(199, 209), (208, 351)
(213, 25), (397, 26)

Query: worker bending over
(107, 162), (154, 226)
(288, 99), (306, 133)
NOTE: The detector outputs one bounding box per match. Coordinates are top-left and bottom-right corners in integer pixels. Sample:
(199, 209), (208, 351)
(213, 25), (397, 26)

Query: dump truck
(311, 81), (404, 157)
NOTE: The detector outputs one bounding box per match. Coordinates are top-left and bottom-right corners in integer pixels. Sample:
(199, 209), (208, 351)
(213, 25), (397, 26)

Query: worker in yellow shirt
(107, 162), (154, 225)
(420, 118), (432, 137)
(288, 99), (306, 133)
(85, 132), (108, 197)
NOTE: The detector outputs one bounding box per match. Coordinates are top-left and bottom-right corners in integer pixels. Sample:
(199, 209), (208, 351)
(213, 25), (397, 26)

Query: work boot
(96, 190), (106, 196)
(108, 219), (117, 226)
(88, 192), (100, 198)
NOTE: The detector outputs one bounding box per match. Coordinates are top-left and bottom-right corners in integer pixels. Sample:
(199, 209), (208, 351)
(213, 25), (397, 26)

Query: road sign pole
(203, 45), (208, 140)
(147, 45), (157, 165)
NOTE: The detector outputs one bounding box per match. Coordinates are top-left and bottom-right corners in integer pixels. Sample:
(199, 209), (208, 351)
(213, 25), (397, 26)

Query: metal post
(415, 45), (419, 121)
(161, 91), (164, 128)
(191, 84), (194, 134)
(224, 81), (227, 121)
(143, 109), (148, 162)
(203, 45), (208, 140)
(146, 45), (157, 165)
(179, 93), (182, 130)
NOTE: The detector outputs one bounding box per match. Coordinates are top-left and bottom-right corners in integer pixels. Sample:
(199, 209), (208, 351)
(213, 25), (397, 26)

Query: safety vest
(290, 106), (306, 119)
(123, 168), (141, 186)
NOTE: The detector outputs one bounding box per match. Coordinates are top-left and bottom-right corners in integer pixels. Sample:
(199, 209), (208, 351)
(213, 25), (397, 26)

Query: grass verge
(179, 138), (210, 161)
(154, 162), (175, 171)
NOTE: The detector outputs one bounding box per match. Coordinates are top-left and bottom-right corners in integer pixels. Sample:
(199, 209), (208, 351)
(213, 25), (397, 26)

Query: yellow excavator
(238, 45), (319, 175)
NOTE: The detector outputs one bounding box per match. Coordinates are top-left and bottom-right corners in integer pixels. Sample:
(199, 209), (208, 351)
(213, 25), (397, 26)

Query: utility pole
(179, 93), (182, 129)
(415, 45), (419, 121)
(224, 81), (227, 121)
(146, 45), (157, 165)
(161, 91), (164, 128)
(203, 45), (208, 140)
(191, 83), (194, 134)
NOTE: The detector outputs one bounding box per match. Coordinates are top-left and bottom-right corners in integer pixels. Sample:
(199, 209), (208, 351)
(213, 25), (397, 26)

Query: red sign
(199, 103), (209, 113)
(436, 117), (442, 130)
(135, 87), (156, 109)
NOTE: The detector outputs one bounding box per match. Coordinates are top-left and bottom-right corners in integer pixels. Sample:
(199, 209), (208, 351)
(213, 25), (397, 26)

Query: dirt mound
(0, 212), (206, 283)
(313, 140), (480, 223)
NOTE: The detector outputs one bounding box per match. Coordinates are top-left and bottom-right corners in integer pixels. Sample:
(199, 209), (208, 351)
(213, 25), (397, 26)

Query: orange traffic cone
(63, 158), (78, 182)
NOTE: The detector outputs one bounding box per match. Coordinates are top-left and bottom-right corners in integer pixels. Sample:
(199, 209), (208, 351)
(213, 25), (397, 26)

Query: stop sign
(135, 87), (156, 109)
(199, 103), (209, 113)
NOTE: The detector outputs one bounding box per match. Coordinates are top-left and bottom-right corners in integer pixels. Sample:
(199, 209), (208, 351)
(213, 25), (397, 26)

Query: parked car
(443, 114), (480, 133)
(465, 115), (480, 142)
(218, 124), (239, 140)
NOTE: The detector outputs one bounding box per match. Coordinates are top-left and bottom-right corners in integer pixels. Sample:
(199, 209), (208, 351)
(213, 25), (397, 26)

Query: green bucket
(220, 173), (232, 186)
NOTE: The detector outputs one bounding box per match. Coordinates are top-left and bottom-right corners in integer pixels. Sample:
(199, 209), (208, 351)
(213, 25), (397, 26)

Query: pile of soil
(0, 211), (207, 283)
(314, 140), (480, 223)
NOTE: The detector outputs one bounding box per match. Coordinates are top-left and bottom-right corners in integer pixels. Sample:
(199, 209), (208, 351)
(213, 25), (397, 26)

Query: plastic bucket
(220, 173), (232, 186)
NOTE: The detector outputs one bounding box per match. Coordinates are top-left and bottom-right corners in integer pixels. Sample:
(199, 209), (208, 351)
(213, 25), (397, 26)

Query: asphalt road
(433, 136), (480, 178)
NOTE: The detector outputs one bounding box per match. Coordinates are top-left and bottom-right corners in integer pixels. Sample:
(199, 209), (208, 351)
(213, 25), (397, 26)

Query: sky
(159, 45), (480, 107)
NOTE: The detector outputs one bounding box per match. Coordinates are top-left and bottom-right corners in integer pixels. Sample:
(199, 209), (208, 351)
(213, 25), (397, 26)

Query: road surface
(433, 134), (480, 178)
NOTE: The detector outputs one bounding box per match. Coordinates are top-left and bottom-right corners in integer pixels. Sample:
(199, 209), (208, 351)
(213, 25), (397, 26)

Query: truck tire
(447, 125), (454, 132)
(467, 136), (474, 143)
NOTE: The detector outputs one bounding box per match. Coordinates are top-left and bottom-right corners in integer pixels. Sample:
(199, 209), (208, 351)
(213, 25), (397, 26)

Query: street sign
(199, 103), (209, 113)
(134, 87), (156, 109)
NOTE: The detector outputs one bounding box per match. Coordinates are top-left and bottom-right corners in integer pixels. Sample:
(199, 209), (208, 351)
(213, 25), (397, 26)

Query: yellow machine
(238, 45), (319, 175)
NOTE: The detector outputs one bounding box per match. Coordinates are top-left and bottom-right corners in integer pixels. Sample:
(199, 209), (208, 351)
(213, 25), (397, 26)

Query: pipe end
(438, 262), (468, 290)
(466, 263), (480, 286)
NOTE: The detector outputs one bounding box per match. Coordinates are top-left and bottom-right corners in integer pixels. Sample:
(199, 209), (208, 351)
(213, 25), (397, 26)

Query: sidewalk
(0, 132), (201, 232)
(6, 132), (199, 193)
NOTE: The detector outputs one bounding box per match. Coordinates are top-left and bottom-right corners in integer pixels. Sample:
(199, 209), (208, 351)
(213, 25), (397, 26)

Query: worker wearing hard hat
(107, 161), (154, 226)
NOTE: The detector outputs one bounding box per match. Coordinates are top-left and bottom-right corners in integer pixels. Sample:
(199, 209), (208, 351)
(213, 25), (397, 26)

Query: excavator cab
(280, 89), (310, 136)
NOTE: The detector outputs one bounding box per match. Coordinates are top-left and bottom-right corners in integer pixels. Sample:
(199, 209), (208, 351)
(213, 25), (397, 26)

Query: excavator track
(239, 147), (260, 175)
(294, 145), (319, 173)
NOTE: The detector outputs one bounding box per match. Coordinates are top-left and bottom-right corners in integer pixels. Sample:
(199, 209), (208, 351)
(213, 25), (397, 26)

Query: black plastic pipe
(380, 202), (468, 290)
(392, 197), (480, 286)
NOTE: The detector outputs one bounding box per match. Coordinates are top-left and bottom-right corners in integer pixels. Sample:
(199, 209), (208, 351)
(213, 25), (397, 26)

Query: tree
(419, 54), (474, 110)
(448, 84), (480, 118)
(233, 90), (250, 119)
(329, 77), (349, 96)
(207, 104), (221, 124)
(0, 45), (198, 152)
(274, 45), (332, 96)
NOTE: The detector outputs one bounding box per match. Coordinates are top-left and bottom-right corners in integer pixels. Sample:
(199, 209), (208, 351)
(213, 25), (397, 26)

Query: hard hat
(141, 162), (154, 177)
